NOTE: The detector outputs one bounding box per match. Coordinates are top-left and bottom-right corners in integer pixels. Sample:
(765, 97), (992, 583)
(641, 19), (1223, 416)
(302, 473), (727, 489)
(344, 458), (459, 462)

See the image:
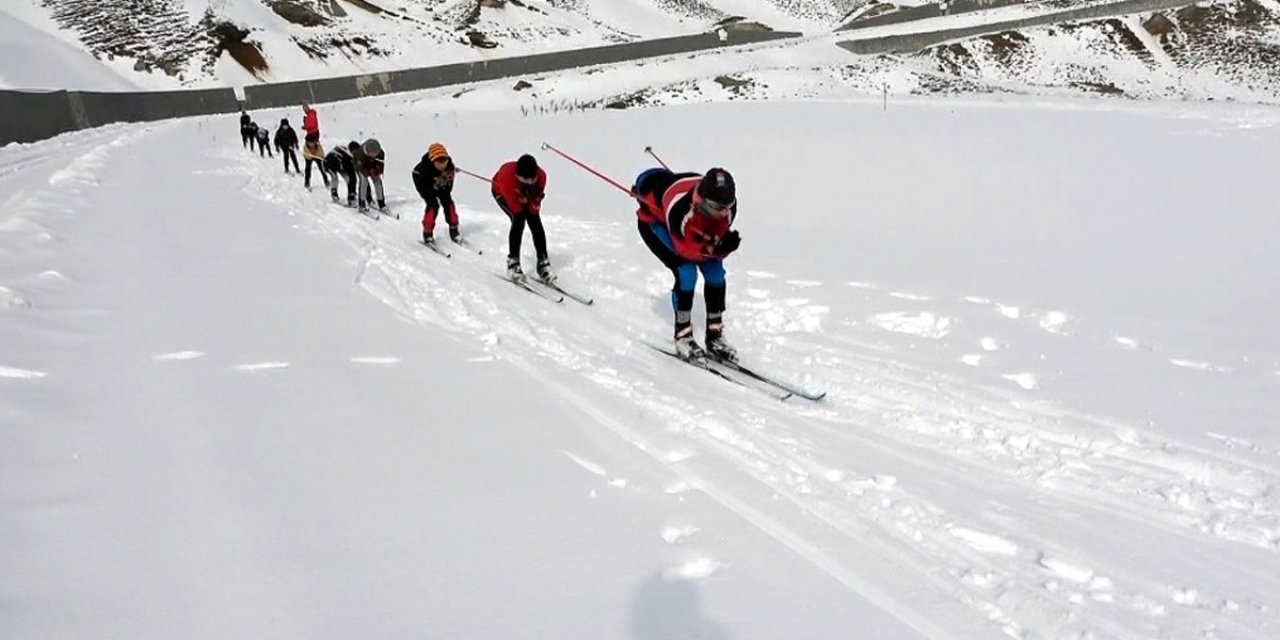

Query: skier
(412, 142), (460, 245)
(632, 167), (741, 361)
(492, 154), (554, 283)
(301, 103), (320, 144)
(323, 142), (357, 206)
(274, 118), (300, 174)
(352, 139), (386, 213)
(302, 139), (328, 190)
(254, 123), (272, 158)
(239, 111), (253, 149)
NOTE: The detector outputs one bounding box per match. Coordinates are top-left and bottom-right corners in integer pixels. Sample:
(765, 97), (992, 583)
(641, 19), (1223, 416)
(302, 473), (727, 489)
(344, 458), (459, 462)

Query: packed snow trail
(3, 97), (1278, 639)
(208, 98), (1279, 640)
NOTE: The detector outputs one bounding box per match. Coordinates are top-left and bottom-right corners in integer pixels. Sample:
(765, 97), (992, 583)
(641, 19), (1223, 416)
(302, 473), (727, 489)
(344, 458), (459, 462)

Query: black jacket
(412, 154), (455, 197)
(324, 147), (354, 177)
(274, 124), (298, 149)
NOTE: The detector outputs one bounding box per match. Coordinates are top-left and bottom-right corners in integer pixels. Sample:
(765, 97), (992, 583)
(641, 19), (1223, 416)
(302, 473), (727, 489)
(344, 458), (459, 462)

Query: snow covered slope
(4, 0), (1278, 106)
(0, 0), (856, 89)
(2, 87), (1278, 638)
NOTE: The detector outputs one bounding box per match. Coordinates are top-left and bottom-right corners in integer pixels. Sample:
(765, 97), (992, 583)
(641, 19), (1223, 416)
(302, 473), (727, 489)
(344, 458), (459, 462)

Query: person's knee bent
(700, 260), (726, 286)
(674, 263), (698, 293)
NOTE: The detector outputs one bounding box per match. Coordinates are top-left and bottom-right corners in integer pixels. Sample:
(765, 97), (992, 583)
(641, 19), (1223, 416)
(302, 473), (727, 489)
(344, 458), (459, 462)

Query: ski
(647, 343), (791, 401)
(711, 357), (826, 402)
(494, 274), (563, 303)
(421, 240), (451, 258)
(451, 237), (483, 255)
(537, 280), (593, 305)
(380, 206), (400, 220)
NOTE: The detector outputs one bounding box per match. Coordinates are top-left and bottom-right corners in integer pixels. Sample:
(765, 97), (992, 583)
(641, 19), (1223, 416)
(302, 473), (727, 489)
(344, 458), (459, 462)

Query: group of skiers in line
(236, 104), (743, 362)
(239, 104), (386, 214)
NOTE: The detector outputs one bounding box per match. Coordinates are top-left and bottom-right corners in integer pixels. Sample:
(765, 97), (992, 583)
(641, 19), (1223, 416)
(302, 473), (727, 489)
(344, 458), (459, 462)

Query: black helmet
(697, 168), (735, 205)
(516, 154), (539, 179)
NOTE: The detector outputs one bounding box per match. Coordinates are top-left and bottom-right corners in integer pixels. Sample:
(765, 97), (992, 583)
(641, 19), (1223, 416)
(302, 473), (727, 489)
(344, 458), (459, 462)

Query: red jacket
(302, 107), (319, 135)
(492, 161), (546, 216)
(637, 172), (735, 261)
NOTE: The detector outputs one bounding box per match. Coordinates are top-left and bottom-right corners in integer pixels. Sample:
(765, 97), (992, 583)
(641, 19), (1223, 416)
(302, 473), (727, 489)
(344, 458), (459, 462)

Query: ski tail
(540, 280), (593, 305)
(421, 240), (451, 258)
(713, 358), (826, 401)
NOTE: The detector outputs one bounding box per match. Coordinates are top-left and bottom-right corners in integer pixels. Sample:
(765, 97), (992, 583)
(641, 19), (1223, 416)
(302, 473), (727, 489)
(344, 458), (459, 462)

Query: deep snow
(2, 91), (1279, 639)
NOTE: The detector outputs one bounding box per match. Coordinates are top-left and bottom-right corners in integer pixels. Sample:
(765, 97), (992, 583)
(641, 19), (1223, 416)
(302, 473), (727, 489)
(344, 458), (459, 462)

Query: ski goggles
(699, 197), (734, 217)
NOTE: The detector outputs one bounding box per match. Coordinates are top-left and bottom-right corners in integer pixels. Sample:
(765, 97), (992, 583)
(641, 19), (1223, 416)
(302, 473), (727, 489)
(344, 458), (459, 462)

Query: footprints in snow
(868, 311), (952, 339)
(737, 277), (1129, 393)
(853, 286), (1258, 389)
(849, 287), (1055, 391)
(736, 271), (828, 334)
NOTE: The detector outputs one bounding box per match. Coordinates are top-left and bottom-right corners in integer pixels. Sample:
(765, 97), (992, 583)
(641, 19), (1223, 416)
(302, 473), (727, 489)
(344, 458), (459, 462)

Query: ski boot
(377, 199), (387, 212)
(346, 194), (356, 208)
(536, 257), (557, 285)
(674, 324), (707, 362)
(506, 256), (526, 282)
(423, 231), (435, 246)
(330, 189), (339, 203)
(705, 328), (738, 363)
(357, 200), (369, 213)
(449, 225), (462, 244)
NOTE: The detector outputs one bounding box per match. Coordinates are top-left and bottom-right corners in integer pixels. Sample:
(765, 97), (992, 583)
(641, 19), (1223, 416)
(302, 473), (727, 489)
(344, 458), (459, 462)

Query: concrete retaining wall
(2, 30), (799, 147)
(0, 87), (239, 146)
(242, 30), (798, 109)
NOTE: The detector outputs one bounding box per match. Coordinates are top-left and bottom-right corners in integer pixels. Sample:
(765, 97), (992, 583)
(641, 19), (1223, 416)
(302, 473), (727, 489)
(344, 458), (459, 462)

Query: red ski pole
(643, 145), (670, 171)
(541, 142), (633, 196)
(456, 167), (491, 183)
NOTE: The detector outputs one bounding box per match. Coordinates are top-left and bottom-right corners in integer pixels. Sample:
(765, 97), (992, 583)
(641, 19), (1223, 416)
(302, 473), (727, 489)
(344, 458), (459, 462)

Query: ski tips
(643, 145), (652, 153)
(540, 142), (550, 150)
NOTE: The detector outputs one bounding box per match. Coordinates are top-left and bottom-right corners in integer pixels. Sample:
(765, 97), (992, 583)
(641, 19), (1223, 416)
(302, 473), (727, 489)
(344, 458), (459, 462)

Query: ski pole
(457, 168), (491, 183)
(541, 142), (632, 196)
(643, 145), (670, 171)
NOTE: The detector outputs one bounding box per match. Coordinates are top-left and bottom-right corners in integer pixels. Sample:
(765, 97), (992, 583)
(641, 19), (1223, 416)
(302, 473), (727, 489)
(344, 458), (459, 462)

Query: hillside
(0, 0), (857, 88)
(3, 0), (1278, 105)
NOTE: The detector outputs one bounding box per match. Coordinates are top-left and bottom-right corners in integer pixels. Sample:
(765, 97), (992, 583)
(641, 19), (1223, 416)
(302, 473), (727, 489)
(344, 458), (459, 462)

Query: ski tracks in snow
(213, 132), (1280, 639)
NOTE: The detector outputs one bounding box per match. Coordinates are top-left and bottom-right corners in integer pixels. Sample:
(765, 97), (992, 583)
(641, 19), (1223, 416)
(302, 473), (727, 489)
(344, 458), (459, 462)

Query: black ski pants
(304, 158), (328, 188)
(494, 190), (547, 260)
(281, 147), (300, 173)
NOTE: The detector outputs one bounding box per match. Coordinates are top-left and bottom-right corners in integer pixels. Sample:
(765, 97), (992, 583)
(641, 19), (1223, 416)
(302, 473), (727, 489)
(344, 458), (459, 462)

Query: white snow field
(2, 92), (1279, 640)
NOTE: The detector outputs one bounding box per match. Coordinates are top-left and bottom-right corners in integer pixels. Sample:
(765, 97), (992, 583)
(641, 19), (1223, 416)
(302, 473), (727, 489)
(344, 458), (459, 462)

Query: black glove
(714, 230), (741, 256)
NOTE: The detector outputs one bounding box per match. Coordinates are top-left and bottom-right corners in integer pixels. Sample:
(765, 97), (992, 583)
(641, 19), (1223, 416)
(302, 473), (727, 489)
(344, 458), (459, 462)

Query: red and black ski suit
(633, 168), (739, 332)
(492, 161), (548, 260)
